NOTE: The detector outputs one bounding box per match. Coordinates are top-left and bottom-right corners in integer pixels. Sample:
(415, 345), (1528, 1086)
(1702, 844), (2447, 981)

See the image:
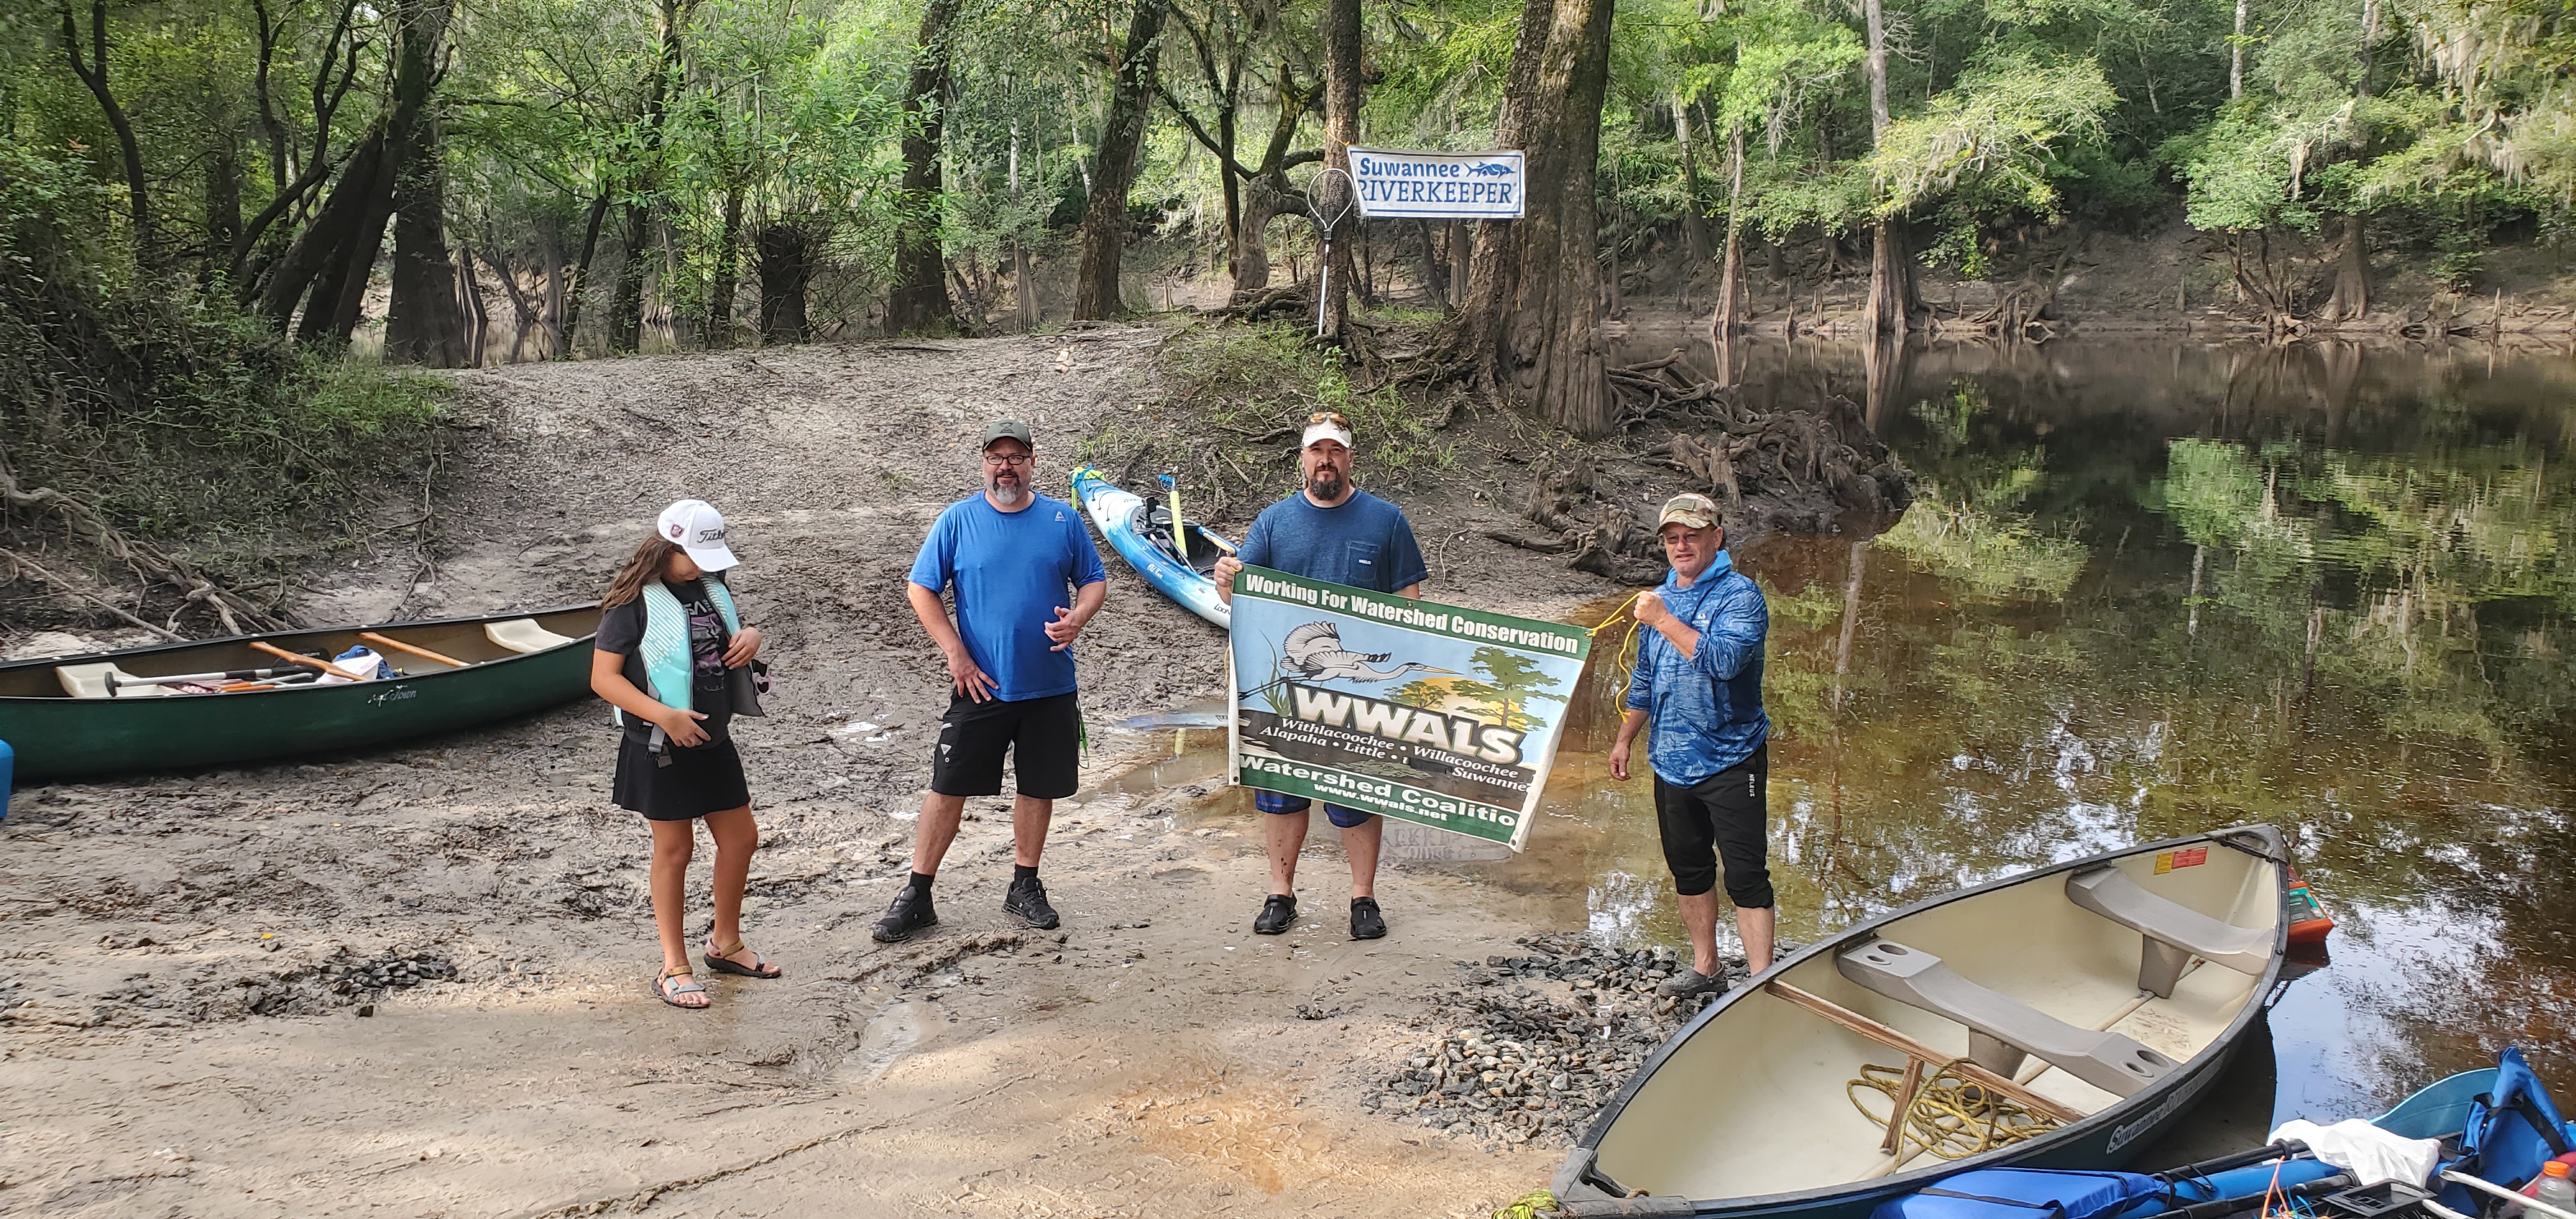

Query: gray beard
(1307, 471), (1346, 501)
(987, 479), (1027, 506)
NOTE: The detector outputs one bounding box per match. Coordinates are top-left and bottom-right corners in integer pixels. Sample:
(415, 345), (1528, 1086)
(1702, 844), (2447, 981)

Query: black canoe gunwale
(0, 602), (603, 700)
(1560, 823), (2290, 1216)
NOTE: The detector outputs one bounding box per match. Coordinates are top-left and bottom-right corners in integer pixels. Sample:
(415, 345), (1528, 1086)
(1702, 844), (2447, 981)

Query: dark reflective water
(1524, 338), (2576, 1126)
(1177, 337), (2575, 1131)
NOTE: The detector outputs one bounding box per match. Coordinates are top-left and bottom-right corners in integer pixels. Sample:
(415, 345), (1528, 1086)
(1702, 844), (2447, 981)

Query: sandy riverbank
(0, 326), (1677, 1216)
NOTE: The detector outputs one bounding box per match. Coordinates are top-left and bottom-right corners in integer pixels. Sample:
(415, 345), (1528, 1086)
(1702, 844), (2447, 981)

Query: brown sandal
(654, 965), (710, 1009)
(703, 940), (782, 979)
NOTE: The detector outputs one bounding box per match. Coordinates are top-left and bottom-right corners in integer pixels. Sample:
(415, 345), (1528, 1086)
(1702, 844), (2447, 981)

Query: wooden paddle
(249, 640), (371, 682)
(359, 631), (468, 670)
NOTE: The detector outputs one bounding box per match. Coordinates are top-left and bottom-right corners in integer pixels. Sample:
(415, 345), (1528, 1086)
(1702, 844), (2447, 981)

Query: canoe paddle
(249, 640), (371, 682)
(1158, 472), (1190, 562)
(358, 631), (468, 670)
(105, 666), (305, 694)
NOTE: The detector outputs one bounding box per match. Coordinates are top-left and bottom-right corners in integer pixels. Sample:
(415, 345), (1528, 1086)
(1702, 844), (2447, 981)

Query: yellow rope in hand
(1848, 1060), (2063, 1162)
(1590, 590), (1649, 697)
(1494, 1188), (1559, 1219)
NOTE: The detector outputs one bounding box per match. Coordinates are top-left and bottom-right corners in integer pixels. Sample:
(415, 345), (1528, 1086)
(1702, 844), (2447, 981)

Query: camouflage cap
(1656, 492), (1722, 530)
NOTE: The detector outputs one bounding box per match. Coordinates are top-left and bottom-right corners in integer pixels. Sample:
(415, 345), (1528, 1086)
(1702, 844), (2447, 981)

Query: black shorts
(1653, 744), (1774, 907)
(613, 735), (751, 822)
(930, 691), (1082, 800)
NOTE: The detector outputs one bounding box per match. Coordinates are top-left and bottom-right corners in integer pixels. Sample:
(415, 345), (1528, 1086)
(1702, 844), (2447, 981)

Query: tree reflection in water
(1508, 337), (2573, 1124)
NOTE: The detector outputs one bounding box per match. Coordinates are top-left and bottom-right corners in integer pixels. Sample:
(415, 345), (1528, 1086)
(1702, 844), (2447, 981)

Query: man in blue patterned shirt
(1609, 493), (1774, 999)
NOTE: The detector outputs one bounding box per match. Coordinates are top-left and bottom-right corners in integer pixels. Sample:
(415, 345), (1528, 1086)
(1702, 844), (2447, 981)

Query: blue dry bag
(1873, 1169), (2166, 1219)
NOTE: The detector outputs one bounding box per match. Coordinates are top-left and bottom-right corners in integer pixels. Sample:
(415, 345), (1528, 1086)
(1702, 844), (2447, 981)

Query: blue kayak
(1070, 466), (1234, 629)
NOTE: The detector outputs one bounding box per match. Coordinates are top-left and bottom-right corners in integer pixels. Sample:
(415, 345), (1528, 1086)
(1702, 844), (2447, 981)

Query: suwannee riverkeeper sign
(1349, 148), (1527, 219)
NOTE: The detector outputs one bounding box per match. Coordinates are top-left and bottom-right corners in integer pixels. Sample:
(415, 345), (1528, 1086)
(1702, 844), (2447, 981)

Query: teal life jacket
(636, 576), (742, 714)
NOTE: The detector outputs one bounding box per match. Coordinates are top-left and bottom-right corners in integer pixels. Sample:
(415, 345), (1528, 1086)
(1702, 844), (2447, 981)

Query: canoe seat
(1836, 939), (2178, 1098)
(486, 618), (576, 655)
(56, 663), (175, 699)
(2066, 864), (2271, 997)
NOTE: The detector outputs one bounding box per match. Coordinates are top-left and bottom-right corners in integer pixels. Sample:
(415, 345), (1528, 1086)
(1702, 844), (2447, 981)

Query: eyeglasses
(983, 451), (1033, 466)
(1307, 411), (1349, 427)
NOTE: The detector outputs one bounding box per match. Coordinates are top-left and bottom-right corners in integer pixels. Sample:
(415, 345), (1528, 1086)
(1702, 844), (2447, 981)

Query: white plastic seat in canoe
(2066, 864), (2271, 997)
(56, 663), (174, 699)
(485, 619), (576, 655)
(1835, 939), (2179, 1098)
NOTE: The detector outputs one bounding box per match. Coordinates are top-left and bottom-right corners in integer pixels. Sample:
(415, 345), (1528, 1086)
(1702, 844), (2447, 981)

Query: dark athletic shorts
(930, 691), (1081, 800)
(1253, 790), (1374, 828)
(1653, 743), (1774, 907)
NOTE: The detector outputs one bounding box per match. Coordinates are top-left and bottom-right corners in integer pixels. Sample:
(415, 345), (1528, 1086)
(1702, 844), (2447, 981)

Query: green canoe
(0, 604), (602, 781)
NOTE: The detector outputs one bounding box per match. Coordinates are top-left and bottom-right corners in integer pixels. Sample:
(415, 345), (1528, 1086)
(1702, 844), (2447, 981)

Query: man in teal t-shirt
(877, 420), (1108, 943)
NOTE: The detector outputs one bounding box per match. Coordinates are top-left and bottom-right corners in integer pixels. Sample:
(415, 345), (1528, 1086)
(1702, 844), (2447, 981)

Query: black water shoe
(1254, 894), (1298, 935)
(1350, 897), (1386, 940)
(1003, 876), (1061, 930)
(872, 885), (938, 943)
(1655, 965), (1724, 998)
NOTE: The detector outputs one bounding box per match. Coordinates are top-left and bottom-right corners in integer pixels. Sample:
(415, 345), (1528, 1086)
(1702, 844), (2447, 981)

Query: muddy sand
(1, 326), (1698, 1216)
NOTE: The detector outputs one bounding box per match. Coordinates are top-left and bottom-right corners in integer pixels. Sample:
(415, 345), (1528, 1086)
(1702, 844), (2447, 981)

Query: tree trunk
(384, 0), (466, 368)
(1233, 176), (1282, 296)
(1674, 95), (1711, 272)
(1072, 0), (1167, 320)
(1711, 123), (1745, 344)
(706, 185), (744, 348)
(2326, 212), (2368, 321)
(203, 142), (245, 277)
(1446, 0), (1556, 386)
(1499, 0), (1618, 436)
(559, 192), (610, 358)
(1862, 0), (1910, 335)
(609, 0), (693, 353)
(1414, 219), (1448, 310)
(305, 141), (398, 346)
(888, 0), (961, 334)
(756, 222), (813, 344)
(1319, 0), (1363, 341)
(1449, 219), (1469, 305)
(61, 0), (157, 265)
(2230, 0), (2247, 99)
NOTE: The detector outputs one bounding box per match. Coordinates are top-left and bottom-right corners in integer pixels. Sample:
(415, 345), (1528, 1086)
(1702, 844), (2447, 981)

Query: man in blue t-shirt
(1213, 410), (1430, 941)
(878, 419), (1109, 943)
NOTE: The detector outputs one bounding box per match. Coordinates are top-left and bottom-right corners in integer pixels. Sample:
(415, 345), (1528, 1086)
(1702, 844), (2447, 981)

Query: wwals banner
(1349, 148), (1527, 218)
(1227, 565), (1591, 852)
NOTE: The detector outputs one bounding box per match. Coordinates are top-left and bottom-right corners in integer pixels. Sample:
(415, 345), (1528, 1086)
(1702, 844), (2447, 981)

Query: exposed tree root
(0, 454), (291, 636)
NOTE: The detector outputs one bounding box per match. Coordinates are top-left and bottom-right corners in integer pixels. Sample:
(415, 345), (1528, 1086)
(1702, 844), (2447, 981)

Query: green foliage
(1871, 51), (2120, 218)
(1142, 321), (1451, 489)
(1, 144), (445, 566)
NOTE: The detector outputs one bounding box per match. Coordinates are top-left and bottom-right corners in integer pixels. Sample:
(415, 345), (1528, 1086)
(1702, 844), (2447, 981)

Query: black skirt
(612, 735), (751, 821)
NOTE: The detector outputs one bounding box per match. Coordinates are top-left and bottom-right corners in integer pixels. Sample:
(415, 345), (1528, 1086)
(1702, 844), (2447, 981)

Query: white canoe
(1552, 825), (2290, 1218)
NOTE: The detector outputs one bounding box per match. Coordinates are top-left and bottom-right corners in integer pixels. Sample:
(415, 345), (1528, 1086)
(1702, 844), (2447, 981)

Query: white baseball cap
(656, 499), (739, 572)
(1301, 411), (1355, 451)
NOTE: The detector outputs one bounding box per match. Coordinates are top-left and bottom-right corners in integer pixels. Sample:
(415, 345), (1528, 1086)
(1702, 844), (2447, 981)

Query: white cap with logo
(657, 499), (739, 572)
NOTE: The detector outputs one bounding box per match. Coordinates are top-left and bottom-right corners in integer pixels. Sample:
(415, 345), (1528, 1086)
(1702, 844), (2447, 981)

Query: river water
(1172, 337), (2575, 1131)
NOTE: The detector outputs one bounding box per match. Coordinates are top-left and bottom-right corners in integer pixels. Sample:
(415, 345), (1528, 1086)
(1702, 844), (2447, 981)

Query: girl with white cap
(590, 498), (779, 1009)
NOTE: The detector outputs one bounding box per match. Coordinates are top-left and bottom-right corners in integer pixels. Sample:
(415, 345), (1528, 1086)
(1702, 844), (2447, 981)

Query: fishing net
(1307, 166), (1356, 240)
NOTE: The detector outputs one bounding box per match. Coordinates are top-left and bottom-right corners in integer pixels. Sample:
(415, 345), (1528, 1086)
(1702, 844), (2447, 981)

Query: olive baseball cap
(1656, 492), (1722, 530)
(982, 419), (1034, 449)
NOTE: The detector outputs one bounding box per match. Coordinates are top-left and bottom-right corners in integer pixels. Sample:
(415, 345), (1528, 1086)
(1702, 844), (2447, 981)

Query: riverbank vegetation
(2, 0), (2570, 626)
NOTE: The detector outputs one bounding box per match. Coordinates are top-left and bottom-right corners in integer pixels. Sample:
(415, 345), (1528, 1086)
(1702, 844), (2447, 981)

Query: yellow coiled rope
(1494, 1188), (1559, 1219)
(1848, 1060), (2064, 1162)
(1590, 590), (1649, 698)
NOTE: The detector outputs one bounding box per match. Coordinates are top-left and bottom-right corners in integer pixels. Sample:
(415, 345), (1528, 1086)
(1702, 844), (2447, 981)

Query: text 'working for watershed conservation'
(1227, 566), (1591, 851)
